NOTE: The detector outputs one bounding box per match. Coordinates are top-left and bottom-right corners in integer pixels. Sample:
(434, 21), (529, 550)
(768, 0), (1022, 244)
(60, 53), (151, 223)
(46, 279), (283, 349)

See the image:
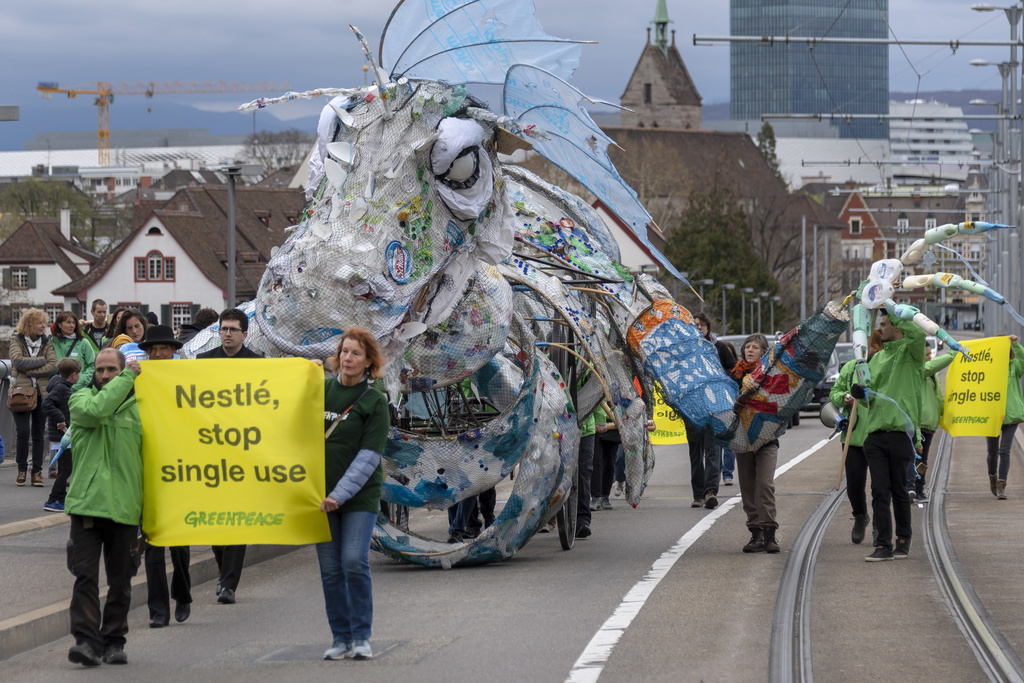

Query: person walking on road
(857, 311), (926, 562)
(65, 349), (143, 667)
(912, 345), (955, 502)
(830, 333), (881, 544)
(196, 309), (263, 605)
(318, 327), (390, 661)
(731, 334), (782, 554)
(987, 334), (1024, 500)
(9, 308), (58, 487)
(694, 312), (737, 487)
(138, 326), (193, 628)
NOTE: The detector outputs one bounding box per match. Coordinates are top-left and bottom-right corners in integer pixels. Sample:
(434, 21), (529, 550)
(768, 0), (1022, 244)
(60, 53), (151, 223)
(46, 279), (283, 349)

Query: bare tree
(244, 129), (316, 172)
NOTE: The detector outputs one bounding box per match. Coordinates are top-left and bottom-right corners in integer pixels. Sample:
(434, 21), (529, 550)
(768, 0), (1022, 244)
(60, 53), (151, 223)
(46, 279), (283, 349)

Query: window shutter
(140, 304), (150, 315)
(161, 304), (170, 325)
(27, 269), (36, 289)
(71, 302), (83, 318)
(2, 268), (10, 288)
(191, 303), (201, 319)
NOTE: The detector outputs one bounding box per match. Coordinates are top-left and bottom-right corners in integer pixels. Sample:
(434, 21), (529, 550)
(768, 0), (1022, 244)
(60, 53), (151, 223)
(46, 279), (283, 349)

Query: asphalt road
(0, 411), (1020, 682)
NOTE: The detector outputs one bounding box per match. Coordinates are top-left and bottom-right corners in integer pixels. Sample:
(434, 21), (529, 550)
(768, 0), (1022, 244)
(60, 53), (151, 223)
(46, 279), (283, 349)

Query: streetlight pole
(770, 295), (781, 333)
(216, 163), (263, 308)
(758, 291), (769, 333)
(722, 284), (735, 334)
(697, 279), (714, 313)
(741, 287), (754, 335)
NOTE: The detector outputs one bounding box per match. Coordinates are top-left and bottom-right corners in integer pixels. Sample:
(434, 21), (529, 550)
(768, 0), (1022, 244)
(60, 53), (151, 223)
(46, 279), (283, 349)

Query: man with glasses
(197, 309), (263, 604)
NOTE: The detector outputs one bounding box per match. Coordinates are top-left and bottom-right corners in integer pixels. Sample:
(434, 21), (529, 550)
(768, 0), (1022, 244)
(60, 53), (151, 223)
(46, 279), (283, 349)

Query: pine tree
(756, 122), (782, 182)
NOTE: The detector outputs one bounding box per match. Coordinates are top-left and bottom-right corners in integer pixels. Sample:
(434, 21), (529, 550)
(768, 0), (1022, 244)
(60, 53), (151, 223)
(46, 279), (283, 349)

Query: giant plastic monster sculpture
(185, 0), (842, 568)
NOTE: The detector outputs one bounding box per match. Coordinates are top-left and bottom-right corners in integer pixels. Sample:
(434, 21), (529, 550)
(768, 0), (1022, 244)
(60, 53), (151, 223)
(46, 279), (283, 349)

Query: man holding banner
(65, 349), (143, 667)
(197, 309), (263, 606)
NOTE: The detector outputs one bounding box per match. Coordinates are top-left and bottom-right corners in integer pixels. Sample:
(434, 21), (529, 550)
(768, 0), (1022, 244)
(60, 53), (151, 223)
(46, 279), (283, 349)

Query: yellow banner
(941, 337), (1010, 438)
(650, 384), (688, 445)
(136, 358), (330, 546)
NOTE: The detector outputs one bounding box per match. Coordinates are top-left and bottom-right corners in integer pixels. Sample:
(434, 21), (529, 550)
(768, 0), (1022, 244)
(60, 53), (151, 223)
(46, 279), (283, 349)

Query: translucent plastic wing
(503, 64), (688, 283)
(380, 0), (585, 85)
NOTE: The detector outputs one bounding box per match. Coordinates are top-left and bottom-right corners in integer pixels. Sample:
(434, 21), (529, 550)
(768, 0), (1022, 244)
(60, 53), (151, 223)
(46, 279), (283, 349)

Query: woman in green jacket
(318, 327), (390, 662)
(50, 311), (96, 391)
(987, 335), (1024, 500)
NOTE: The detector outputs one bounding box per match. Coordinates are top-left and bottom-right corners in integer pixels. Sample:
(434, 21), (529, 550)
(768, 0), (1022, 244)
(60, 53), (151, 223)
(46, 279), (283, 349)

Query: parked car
(810, 343), (854, 412)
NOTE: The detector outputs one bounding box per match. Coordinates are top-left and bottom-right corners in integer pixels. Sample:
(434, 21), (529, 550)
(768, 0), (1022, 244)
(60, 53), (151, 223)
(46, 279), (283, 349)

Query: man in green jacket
(65, 349), (143, 667)
(857, 310), (926, 562)
(910, 347), (956, 502)
(987, 335), (1024, 500)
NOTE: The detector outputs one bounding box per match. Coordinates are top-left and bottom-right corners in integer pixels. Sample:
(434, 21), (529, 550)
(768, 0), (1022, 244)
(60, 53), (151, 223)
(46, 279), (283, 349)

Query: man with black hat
(138, 325), (193, 627)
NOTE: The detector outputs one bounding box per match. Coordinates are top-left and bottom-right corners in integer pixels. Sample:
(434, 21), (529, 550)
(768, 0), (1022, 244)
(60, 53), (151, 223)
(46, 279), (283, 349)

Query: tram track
(770, 429), (1024, 683)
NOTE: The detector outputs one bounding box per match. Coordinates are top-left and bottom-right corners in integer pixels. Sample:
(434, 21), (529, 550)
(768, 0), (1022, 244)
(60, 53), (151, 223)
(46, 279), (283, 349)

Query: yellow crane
(36, 81), (289, 166)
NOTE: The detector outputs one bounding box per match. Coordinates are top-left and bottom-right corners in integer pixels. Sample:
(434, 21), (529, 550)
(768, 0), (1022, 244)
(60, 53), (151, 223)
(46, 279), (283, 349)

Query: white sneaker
(350, 640), (373, 660)
(613, 482), (624, 497)
(324, 642), (352, 660)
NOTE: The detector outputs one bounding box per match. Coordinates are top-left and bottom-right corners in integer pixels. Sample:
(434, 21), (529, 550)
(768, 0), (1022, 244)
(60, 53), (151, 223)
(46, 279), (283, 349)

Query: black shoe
(894, 537), (911, 559)
(215, 581), (223, 596)
(102, 645), (128, 665)
(865, 547), (894, 562)
(703, 491), (718, 510)
(446, 531), (464, 544)
(851, 514), (870, 545)
(217, 588), (236, 604)
(575, 524), (592, 539)
(463, 526), (481, 539)
(175, 601), (191, 623)
(742, 528), (765, 553)
(67, 642), (102, 667)
(916, 490), (929, 502)
(763, 527), (780, 554)
(149, 615), (169, 629)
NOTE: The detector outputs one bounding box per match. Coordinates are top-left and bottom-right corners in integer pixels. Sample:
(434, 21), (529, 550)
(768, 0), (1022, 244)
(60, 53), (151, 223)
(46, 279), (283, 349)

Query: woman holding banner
(318, 327), (390, 661)
(987, 335), (1024, 500)
(730, 334), (781, 554)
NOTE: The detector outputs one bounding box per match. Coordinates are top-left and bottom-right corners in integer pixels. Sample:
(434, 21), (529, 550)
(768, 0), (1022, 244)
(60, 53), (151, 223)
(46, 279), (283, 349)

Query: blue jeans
(722, 447), (735, 480)
(447, 498), (476, 534)
(315, 510), (377, 644)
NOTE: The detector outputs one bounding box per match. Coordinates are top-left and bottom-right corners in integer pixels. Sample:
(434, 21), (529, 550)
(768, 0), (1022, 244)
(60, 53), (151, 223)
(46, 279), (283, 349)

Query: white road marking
(565, 438), (831, 683)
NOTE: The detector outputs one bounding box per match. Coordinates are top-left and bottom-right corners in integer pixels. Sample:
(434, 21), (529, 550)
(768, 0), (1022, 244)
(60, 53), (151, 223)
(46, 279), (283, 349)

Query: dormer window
(147, 226), (163, 236)
(254, 209), (271, 227)
(135, 250), (176, 282)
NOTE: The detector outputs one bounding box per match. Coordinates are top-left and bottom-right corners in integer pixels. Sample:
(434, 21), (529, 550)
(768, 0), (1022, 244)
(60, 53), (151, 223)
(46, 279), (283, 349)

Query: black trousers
(145, 544), (192, 620)
(48, 448), (72, 504)
(69, 515), (137, 650)
(212, 545), (246, 591)
(864, 431), (914, 551)
(576, 434), (595, 527)
(591, 432), (618, 499)
(844, 444), (869, 517)
(13, 400), (45, 473)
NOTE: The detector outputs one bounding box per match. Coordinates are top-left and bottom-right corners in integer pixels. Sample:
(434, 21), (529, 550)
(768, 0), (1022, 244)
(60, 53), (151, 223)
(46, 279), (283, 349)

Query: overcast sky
(1, 0), (1019, 131)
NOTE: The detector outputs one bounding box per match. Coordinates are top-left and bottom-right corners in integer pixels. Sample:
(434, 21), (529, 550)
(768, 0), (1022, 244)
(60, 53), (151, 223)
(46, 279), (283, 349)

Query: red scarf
(731, 359), (759, 381)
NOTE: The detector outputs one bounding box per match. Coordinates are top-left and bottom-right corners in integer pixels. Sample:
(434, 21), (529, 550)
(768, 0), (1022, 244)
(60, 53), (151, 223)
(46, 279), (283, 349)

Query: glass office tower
(731, 0), (889, 139)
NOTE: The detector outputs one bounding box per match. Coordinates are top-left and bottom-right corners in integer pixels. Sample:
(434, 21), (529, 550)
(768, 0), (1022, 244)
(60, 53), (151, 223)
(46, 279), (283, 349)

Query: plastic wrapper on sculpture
(204, 0), (856, 568)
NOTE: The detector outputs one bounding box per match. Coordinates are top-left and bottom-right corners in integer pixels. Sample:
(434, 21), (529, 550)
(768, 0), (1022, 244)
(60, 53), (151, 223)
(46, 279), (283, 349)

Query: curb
(0, 543), (301, 662)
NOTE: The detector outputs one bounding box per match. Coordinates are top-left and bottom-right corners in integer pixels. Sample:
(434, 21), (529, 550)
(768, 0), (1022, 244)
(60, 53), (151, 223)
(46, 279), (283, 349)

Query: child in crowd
(42, 358), (81, 512)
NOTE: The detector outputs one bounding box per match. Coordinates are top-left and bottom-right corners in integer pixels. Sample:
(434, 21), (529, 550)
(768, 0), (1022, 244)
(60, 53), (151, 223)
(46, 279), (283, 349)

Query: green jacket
(1004, 341), (1024, 425)
(66, 368), (143, 525)
(830, 359), (869, 447)
(920, 352), (955, 431)
(864, 316), (926, 446)
(50, 334), (96, 391)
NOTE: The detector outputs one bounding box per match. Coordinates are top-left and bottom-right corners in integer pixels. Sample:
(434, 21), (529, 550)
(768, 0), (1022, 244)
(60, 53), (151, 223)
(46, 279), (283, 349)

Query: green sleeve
(73, 341), (96, 391)
(69, 369), (137, 427)
(1010, 342), (1024, 380)
(830, 362), (853, 408)
(924, 351), (955, 378)
(359, 391), (390, 454)
(895, 315), (926, 365)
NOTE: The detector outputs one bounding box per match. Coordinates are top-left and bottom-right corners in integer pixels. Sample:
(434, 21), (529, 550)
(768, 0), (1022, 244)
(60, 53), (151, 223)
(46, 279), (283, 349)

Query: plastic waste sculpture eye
(184, 0), (846, 567)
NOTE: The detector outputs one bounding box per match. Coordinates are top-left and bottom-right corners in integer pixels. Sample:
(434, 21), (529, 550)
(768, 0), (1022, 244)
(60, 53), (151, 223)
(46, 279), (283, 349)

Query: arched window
(134, 250), (176, 282)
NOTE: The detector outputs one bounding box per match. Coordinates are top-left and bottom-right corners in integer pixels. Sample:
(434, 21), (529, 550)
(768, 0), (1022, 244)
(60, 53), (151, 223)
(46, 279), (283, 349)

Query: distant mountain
(0, 98), (320, 152)
(702, 91), (1001, 132)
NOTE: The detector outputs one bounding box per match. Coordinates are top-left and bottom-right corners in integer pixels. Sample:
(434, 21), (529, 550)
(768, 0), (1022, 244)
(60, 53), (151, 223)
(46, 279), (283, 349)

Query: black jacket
(176, 323), (208, 346)
(196, 345), (263, 359)
(41, 375), (73, 443)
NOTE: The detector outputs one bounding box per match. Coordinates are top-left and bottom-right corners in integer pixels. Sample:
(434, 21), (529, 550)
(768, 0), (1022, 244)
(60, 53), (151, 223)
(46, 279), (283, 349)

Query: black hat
(138, 325), (183, 351)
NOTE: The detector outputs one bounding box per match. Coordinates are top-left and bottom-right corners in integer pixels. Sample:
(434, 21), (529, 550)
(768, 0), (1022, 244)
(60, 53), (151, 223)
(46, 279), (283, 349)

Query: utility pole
(801, 216), (807, 321)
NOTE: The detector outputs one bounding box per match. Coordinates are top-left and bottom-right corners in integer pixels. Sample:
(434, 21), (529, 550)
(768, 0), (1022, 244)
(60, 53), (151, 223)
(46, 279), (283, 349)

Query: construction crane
(36, 81), (289, 166)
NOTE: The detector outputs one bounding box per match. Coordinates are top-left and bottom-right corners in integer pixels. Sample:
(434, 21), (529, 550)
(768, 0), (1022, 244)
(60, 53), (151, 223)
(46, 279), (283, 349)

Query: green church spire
(653, 0), (671, 56)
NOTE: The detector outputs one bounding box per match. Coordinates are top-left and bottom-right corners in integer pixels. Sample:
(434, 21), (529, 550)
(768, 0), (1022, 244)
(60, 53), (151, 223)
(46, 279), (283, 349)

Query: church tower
(620, 0), (702, 129)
